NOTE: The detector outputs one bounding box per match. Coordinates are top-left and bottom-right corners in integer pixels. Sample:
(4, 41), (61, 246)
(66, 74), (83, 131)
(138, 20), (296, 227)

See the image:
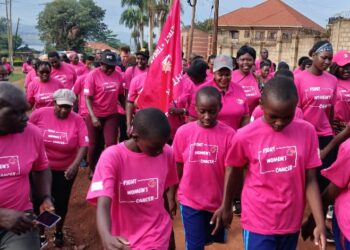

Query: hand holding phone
(34, 211), (61, 228)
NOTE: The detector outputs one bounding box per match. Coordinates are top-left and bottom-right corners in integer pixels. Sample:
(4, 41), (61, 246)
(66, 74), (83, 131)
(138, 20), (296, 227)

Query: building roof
(218, 0), (325, 32)
(85, 42), (119, 53)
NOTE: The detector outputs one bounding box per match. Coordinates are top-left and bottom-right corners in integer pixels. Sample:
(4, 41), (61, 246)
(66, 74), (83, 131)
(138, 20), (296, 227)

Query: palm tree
(119, 7), (147, 49)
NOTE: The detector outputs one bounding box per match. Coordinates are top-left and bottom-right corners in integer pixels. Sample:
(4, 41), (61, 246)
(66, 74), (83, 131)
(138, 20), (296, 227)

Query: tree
(0, 17), (23, 52)
(37, 0), (113, 52)
(195, 19), (213, 32)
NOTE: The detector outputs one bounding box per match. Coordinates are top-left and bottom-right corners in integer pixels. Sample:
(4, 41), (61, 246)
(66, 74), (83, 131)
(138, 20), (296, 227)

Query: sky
(1, 0), (350, 48)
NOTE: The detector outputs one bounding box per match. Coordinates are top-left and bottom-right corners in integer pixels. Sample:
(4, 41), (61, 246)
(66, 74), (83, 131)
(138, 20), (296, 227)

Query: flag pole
(212, 0), (219, 55)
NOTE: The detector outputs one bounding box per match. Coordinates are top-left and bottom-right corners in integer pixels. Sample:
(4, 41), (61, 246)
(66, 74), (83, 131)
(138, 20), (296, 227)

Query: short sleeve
(128, 77), (140, 102)
(305, 126), (322, 169)
(26, 83), (36, 106)
(225, 131), (249, 167)
(84, 72), (95, 96)
(73, 76), (84, 95)
(322, 142), (350, 189)
(172, 128), (185, 163)
(86, 147), (119, 205)
(164, 147), (178, 189)
(124, 67), (133, 90)
(76, 115), (89, 147)
(32, 128), (49, 171)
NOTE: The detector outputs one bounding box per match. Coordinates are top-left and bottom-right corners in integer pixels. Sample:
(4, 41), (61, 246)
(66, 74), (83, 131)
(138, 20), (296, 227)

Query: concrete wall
(329, 18), (350, 52)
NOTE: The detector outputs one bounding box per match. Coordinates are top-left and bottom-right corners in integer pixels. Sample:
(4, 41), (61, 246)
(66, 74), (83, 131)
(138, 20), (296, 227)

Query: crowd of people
(0, 40), (350, 250)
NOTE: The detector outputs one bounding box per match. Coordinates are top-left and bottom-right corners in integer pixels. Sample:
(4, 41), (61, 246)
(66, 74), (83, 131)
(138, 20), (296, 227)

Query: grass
(9, 71), (25, 82)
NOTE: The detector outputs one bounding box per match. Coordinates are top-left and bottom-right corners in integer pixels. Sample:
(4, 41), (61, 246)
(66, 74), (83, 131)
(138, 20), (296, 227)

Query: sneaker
(232, 199), (241, 216)
(326, 205), (334, 220)
(326, 228), (335, 243)
(53, 231), (64, 247)
(40, 235), (48, 249)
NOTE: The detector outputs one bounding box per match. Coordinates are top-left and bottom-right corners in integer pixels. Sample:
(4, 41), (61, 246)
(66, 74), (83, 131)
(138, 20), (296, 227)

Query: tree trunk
(188, 0), (197, 60)
(148, 12), (154, 55)
(140, 25), (144, 49)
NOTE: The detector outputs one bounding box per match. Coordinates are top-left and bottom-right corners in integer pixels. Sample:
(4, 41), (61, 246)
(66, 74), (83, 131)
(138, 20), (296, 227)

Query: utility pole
(5, 0), (13, 66)
(187, 0), (197, 61)
(14, 17), (20, 53)
(212, 0), (219, 55)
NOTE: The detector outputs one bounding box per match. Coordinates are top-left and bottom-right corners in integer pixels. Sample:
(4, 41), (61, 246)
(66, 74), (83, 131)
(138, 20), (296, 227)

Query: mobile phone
(34, 211), (61, 228)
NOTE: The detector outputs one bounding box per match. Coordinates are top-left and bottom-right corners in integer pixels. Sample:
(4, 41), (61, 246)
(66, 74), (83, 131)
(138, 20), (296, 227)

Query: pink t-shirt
(255, 59), (274, 73)
(127, 73), (147, 103)
(51, 62), (77, 89)
(29, 107), (89, 171)
(206, 69), (214, 81)
(294, 67), (302, 75)
(226, 118), (321, 234)
(321, 139), (350, 241)
(184, 78), (209, 118)
(25, 69), (36, 90)
(71, 62), (89, 76)
(295, 70), (337, 136)
(0, 123), (48, 211)
(27, 77), (63, 109)
(3, 62), (12, 74)
(232, 70), (261, 114)
(73, 75), (88, 117)
(173, 121), (236, 212)
(202, 80), (249, 130)
(334, 78), (350, 123)
(86, 143), (178, 249)
(22, 63), (33, 74)
(251, 105), (304, 122)
(124, 66), (148, 90)
(84, 68), (124, 117)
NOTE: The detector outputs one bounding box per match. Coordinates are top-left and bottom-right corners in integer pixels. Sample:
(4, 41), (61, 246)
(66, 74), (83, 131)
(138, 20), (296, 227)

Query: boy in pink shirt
(87, 108), (178, 249)
(211, 77), (326, 250)
(173, 86), (236, 249)
(48, 51), (77, 89)
(251, 104), (303, 122)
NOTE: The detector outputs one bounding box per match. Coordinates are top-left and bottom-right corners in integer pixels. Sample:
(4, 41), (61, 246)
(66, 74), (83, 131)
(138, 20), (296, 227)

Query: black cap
(101, 51), (118, 66)
(135, 48), (150, 59)
(186, 59), (208, 78)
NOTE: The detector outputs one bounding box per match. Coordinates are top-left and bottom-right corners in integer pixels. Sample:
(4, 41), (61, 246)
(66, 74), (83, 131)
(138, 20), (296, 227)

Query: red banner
(137, 0), (182, 112)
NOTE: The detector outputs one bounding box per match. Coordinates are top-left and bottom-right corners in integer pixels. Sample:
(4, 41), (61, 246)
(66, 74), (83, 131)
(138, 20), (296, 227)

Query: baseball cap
(53, 89), (76, 106)
(101, 51), (118, 66)
(333, 50), (350, 67)
(135, 48), (150, 59)
(213, 55), (233, 72)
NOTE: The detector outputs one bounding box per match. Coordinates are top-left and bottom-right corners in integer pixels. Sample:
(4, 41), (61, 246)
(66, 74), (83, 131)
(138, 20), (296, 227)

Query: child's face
(262, 97), (296, 132)
(195, 95), (221, 128)
(136, 136), (168, 157)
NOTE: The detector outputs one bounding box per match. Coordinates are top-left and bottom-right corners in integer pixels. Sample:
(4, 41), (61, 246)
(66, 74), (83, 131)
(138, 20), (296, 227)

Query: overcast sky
(1, 0), (350, 46)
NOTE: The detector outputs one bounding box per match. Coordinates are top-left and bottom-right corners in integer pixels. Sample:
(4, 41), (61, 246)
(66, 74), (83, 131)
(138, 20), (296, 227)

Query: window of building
(282, 32), (293, 40)
(230, 30), (239, 39)
(255, 31), (265, 40)
(244, 30), (250, 38)
(267, 31), (277, 40)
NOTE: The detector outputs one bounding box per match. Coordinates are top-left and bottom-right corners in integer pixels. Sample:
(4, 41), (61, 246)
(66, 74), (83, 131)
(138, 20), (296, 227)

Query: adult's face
(261, 50), (268, 60)
(338, 64), (350, 80)
(214, 68), (231, 91)
(136, 55), (148, 69)
(0, 94), (29, 134)
(71, 55), (79, 65)
(312, 51), (333, 72)
(48, 56), (61, 69)
(120, 51), (129, 65)
(54, 103), (72, 119)
(37, 65), (51, 82)
(208, 58), (215, 72)
(238, 53), (254, 75)
(100, 63), (115, 75)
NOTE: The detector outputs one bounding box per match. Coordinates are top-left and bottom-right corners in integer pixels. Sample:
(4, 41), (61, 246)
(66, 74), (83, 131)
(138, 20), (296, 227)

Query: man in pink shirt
(87, 108), (178, 249)
(0, 82), (54, 250)
(84, 51), (125, 177)
(211, 77), (326, 250)
(124, 48), (149, 90)
(69, 52), (89, 76)
(255, 48), (274, 73)
(48, 51), (77, 89)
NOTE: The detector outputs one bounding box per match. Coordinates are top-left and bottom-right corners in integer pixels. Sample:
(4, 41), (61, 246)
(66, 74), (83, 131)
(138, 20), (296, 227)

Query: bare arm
(86, 96), (100, 127)
(321, 126), (350, 160)
(65, 147), (87, 180)
(126, 102), (135, 135)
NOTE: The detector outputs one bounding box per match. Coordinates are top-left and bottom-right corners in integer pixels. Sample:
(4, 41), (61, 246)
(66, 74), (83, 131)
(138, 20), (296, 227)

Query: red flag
(137, 0), (182, 112)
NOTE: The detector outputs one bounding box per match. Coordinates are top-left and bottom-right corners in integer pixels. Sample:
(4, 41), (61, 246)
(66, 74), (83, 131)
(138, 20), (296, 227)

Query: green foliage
(195, 19), (213, 32)
(37, 0), (113, 52)
(0, 17), (23, 51)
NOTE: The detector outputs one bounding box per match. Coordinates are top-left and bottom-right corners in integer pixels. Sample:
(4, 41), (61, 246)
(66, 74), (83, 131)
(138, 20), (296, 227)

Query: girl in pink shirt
(232, 45), (261, 114)
(206, 54), (216, 81)
(256, 60), (274, 91)
(27, 61), (63, 110)
(87, 108), (178, 250)
(295, 41), (338, 193)
(173, 86), (236, 249)
(211, 77), (326, 250)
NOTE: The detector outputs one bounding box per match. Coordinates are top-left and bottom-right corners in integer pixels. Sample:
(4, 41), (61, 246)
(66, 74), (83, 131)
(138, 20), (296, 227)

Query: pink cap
(333, 50), (350, 67)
